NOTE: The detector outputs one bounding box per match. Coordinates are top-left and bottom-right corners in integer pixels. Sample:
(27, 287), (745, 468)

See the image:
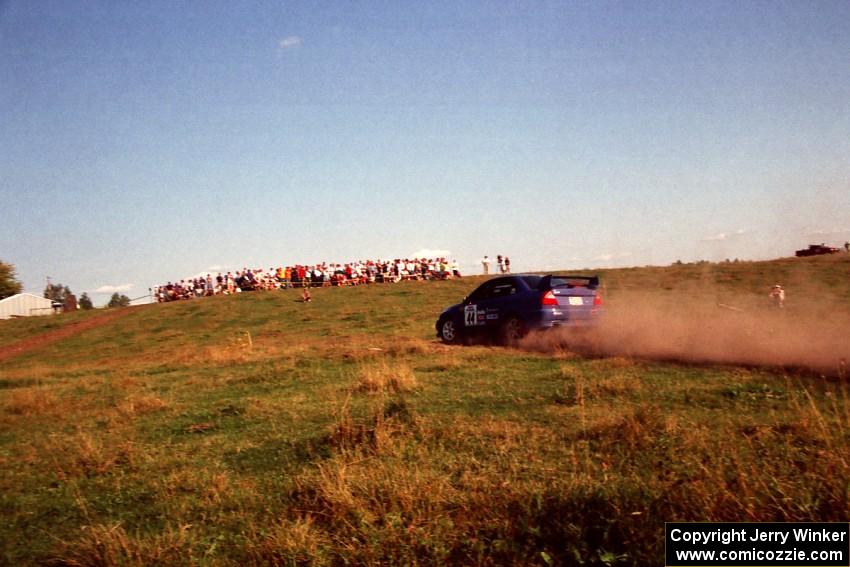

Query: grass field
(1, 255), (849, 565)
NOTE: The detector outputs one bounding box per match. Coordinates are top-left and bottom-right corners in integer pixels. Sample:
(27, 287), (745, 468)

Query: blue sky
(2, 1), (849, 303)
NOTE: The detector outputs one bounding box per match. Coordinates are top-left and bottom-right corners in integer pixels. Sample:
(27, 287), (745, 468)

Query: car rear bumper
(533, 309), (601, 330)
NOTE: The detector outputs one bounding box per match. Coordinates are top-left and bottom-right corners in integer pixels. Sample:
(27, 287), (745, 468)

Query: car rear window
(551, 277), (596, 289)
(521, 276), (542, 288)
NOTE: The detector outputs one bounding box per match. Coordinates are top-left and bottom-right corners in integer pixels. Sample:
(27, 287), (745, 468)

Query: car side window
(473, 278), (517, 300)
(468, 281), (496, 302)
(491, 283), (517, 298)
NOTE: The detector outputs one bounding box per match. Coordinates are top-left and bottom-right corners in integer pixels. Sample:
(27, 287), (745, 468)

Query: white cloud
(94, 283), (133, 294)
(702, 229), (749, 242)
(591, 252), (631, 262)
(278, 36), (302, 51)
(409, 248), (451, 259)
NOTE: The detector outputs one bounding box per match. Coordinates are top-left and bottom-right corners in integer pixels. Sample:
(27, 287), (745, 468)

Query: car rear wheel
(501, 316), (526, 345)
(440, 318), (462, 344)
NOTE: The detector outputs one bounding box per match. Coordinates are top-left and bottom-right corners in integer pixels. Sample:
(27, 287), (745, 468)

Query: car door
(461, 280), (498, 336)
(484, 278), (522, 330)
(463, 278), (519, 334)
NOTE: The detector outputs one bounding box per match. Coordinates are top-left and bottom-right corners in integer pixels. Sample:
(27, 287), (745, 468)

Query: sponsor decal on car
(464, 304), (498, 326)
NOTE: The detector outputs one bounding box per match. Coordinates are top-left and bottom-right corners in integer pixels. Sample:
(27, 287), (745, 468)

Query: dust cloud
(522, 288), (850, 376)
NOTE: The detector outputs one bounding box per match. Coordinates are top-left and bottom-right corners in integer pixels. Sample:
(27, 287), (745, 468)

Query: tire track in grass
(0, 308), (137, 363)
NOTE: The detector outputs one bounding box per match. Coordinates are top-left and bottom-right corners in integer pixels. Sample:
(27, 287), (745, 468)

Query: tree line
(0, 259), (129, 309)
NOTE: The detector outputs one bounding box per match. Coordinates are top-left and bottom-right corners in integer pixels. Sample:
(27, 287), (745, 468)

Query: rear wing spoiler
(542, 275), (600, 290)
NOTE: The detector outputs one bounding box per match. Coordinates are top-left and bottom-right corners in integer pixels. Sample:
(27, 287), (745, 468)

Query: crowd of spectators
(153, 258), (462, 302)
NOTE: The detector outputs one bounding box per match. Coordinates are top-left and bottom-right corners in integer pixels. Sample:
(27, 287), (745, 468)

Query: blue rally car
(436, 274), (602, 344)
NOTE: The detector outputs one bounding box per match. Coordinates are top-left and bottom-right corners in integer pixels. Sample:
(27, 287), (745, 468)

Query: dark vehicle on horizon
(436, 274), (602, 345)
(795, 244), (840, 257)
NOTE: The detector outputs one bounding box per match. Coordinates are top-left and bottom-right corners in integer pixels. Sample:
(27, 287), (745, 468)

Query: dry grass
(1, 386), (61, 416)
(116, 393), (168, 417)
(326, 391), (418, 455)
(49, 522), (195, 567)
(288, 422), (464, 564)
(43, 430), (139, 480)
(354, 360), (419, 394)
(554, 363), (642, 406)
(247, 517), (333, 566)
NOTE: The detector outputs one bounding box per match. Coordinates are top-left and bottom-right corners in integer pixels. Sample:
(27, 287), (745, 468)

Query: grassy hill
(1, 254), (849, 565)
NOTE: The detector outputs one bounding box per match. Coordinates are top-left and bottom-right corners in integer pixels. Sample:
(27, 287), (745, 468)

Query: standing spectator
(504, 256), (511, 273)
(451, 259), (461, 278)
(768, 284), (785, 309)
(482, 255), (491, 275)
(497, 255), (504, 274)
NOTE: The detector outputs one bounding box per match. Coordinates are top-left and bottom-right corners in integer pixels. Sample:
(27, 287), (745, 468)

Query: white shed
(0, 293), (57, 320)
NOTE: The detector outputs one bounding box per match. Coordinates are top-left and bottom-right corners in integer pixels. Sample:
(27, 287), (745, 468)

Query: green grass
(1, 255), (849, 565)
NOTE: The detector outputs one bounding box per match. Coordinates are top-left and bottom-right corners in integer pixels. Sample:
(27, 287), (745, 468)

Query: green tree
(0, 260), (23, 300)
(107, 293), (131, 308)
(44, 282), (73, 303)
(78, 292), (94, 310)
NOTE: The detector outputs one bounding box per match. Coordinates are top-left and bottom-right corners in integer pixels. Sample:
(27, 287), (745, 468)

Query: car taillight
(542, 291), (558, 306)
(592, 292), (602, 313)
